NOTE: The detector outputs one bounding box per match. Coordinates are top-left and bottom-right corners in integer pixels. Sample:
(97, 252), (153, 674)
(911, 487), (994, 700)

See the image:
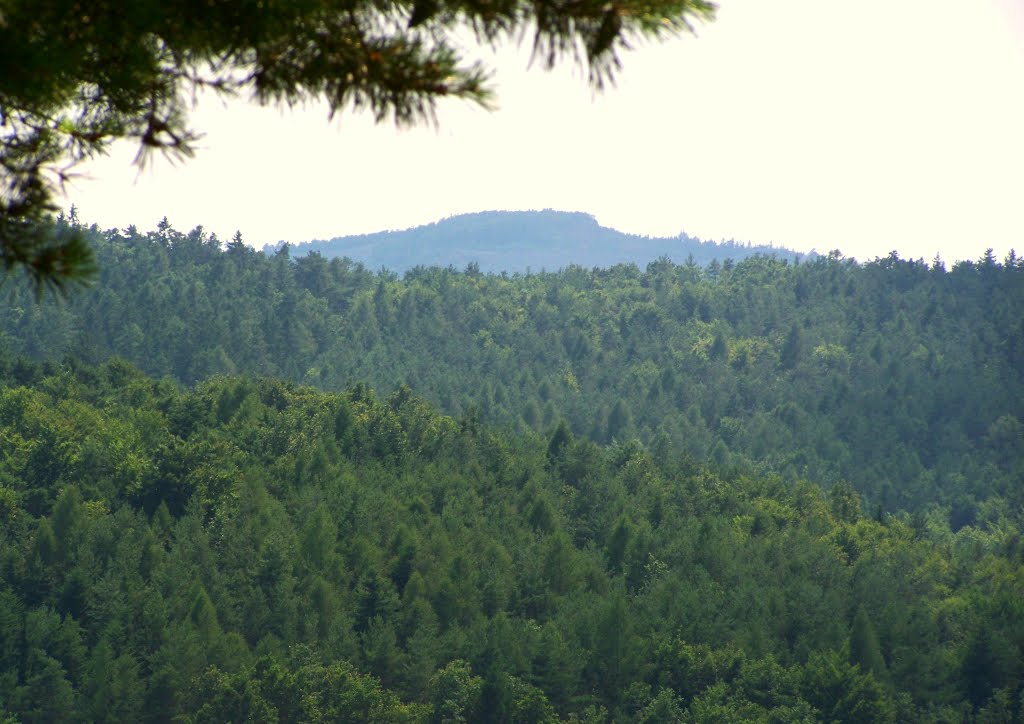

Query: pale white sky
(69, 0), (1024, 263)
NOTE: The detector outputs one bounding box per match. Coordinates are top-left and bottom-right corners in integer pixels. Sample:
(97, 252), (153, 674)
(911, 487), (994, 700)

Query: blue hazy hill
(268, 209), (809, 272)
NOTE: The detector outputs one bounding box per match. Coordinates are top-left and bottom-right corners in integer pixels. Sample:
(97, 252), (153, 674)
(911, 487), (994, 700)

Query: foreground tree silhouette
(0, 0), (715, 291)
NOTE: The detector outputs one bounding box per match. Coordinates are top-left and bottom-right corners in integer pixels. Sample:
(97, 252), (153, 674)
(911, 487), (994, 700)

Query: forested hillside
(3, 0), (1020, 714)
(4, 218), (1022, 518)
(271, 210), (805, 273)
(0, 357), (1021, 721)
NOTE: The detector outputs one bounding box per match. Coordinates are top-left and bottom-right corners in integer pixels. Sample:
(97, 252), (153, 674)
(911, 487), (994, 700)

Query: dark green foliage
(780, 321), (802, 370)
(801, 651), (897, 723)
(1, 231), (1023, 720)
(0, 212), (97, 296)
(606, 399), (633, 443)
(546, 420), (573, 471)
(961, 627), (1020, 708)
(0, 0), (715, 286)
(0, 358), (1014, 719)
(5, 221), (1022, 515)
(849, 605), (886, 679)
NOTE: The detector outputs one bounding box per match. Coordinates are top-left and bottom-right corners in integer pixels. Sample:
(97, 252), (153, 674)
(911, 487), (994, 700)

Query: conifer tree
(190, 585), (221, 645)
(0, 0), (715, 288)
(50, 486), (83, 562)
(309, 576), (337, 641)
(849, 605), (886, 680)
(546, 419), (573, 471)
(780, 322), (803, 370)
(31, 518), (58, 568)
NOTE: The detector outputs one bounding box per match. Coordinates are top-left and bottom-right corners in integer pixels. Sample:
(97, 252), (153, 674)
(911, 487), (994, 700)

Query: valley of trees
(0, 214), (1022, 721)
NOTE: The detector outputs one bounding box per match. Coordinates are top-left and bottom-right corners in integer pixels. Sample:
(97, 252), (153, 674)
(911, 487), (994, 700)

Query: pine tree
(50, 486), (83, 562)
(780, 322), (803, 369)
(0, 0), (715, 288)
(606, 399), (633, 443)
(849, 605), (886, 679)
(309, 577), (337, 641)
(546, 420), (574, 472)
(189, 585), (221, 646)
(31, 518), (58, 567)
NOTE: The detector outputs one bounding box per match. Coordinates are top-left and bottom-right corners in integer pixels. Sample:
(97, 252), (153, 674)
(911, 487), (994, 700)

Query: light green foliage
(801, 650), (897, 723)
(429, 659), (484, 723)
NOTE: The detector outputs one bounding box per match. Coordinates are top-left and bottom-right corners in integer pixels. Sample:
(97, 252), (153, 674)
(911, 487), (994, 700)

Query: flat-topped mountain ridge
(269, 209), (807, 272)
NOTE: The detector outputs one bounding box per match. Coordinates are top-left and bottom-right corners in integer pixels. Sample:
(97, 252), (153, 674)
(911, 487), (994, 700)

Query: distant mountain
(267, 210), (810, 272)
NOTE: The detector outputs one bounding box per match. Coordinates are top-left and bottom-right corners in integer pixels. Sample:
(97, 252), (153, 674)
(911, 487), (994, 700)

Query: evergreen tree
(190, 585), (221, 646)
(606, 399), (633, 443)
(780, 322), (803, 369)
(546, 420), (574, 472)
(849, 605), (886, 679)
(0, 0), (715, 287)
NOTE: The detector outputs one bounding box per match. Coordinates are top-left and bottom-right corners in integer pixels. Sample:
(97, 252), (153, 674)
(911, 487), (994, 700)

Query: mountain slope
(4, 218), (1022, 516)
(270, 209), (807, 272)
(0, 358), (1020, 721)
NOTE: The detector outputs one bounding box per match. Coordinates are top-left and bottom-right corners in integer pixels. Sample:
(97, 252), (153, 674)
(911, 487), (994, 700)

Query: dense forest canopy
(1, 3), (1019, 718)
(0, 213), (1022, 721)
(3, 217), (1022, 518)
(0, 356), (1021, 721)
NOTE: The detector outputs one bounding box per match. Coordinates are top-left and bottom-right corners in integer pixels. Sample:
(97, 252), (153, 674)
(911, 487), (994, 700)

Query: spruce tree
(780, 322), (803, 369)
(189, 585), (221, 646)
(849, 605), (886, 679)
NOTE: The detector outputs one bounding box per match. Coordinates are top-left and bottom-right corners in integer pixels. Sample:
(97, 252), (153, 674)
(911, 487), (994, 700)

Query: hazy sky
(69, 0), (1024, 263)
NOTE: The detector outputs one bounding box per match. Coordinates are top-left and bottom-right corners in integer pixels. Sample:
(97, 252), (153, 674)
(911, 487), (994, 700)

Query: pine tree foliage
(5, 219), (1022, 515)
(1, 215), (1023, 720)
(0, 0), (714, 287)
